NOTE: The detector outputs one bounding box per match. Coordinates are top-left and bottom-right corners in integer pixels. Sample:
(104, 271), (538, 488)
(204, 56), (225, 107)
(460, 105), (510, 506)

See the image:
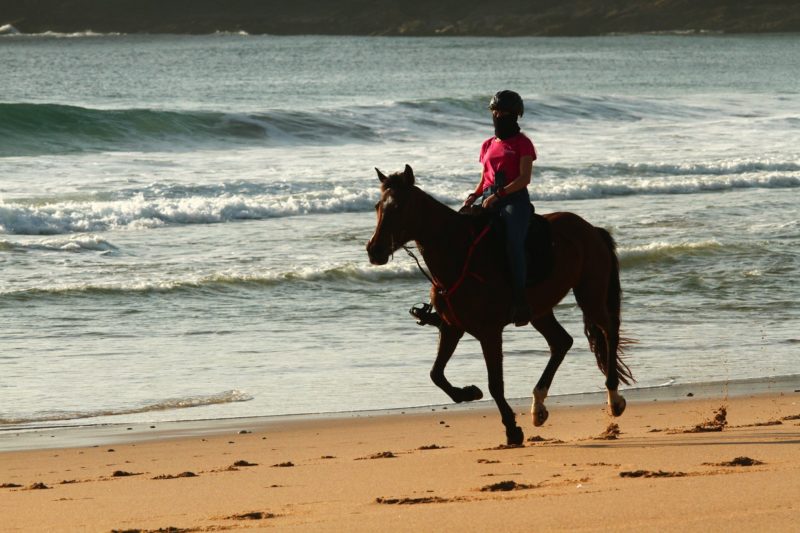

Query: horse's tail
(588, 228), (635, 385)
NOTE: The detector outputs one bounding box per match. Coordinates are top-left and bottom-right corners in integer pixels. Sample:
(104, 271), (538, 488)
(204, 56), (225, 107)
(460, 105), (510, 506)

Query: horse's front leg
(530, 312), (574, 427)
(430, 324), (483, 403)
(480, 330), (523, 446)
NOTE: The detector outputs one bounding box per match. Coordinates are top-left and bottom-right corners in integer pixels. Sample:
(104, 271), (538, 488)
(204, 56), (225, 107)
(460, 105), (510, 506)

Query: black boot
(409, 302), (443, 329)
(510, 296), (530, 327)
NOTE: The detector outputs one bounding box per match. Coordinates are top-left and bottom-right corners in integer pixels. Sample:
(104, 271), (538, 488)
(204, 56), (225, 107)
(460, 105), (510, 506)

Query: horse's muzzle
(366, 240), (389, 265)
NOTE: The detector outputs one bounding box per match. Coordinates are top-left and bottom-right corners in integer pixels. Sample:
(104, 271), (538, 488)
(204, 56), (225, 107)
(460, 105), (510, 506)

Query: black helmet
(489, 90), (524, 117)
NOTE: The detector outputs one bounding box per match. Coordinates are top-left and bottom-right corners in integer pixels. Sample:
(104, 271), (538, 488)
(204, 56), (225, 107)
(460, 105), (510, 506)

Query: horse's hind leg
(480, 331), (524, 446)
(530, 312), (573, 426)
(575, 288), (626, 417)
(594, 321), (625, 416)
(430, 324), (483, 403)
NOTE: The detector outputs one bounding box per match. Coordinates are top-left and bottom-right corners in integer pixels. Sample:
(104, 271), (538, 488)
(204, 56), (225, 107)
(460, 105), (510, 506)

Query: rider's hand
(482, 193), (498, 209)
(463, 193), (479, 207)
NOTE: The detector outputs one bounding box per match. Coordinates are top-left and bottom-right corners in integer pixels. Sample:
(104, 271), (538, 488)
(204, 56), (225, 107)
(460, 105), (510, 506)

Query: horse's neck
(411, 189), (471, 288)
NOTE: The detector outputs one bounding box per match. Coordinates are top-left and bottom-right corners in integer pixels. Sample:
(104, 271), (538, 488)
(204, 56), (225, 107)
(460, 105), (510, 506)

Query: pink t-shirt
(479, 132), (537, 191)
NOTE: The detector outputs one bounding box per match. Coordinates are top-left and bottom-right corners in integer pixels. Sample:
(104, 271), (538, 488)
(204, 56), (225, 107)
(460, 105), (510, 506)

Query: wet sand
(2, 384), (799, 532)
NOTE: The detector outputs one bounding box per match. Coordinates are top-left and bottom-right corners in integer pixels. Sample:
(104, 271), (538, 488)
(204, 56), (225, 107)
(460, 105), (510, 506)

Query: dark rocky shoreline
(2, 0), (799, 36)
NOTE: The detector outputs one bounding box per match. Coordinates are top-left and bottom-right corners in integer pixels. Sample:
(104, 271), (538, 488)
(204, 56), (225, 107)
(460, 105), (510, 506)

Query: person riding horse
(368, 163), (632, 445)
(412, 90), (535, 327)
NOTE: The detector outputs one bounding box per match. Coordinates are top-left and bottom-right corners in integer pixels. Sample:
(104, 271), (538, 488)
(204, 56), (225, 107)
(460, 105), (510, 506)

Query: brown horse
(366, 165), (633, 445)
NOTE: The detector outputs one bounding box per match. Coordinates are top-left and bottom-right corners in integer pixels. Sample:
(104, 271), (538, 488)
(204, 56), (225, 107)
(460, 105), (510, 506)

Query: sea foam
(0, 389), (253, 426)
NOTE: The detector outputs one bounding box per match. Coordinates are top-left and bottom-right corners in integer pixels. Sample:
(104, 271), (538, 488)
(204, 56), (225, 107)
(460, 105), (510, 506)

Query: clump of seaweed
(152, 472), (197, 480)
(619, 470), (686, 478)
(704, 456), (764, 467)
(356, 451), (396, 460)
(226, 511), (275, 520)
(376, 496), (450, 505)
(685, 405), (727, 433)
(480, 480), (536, 492)
(596, 423), (621, 440)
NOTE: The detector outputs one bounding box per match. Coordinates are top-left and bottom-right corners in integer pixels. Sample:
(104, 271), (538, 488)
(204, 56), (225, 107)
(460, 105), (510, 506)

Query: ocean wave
(0, 186), (379, 234)
(0, 389), (252, 425)
(0, 103), (379, 157)
(0, 24), (20, 35)
(399, 94), (711, 123)
(0, 27), (122, 38)
(0, 262), (421, 299)
(537, 172), (800, 201)
(211, 30), (250, 36)
(618, 240), (724, 267)
(0, 94), (739, 157)
(574, 160), (800, 178)
(3, 168), (798, 235)
(0, 235), (119, 254)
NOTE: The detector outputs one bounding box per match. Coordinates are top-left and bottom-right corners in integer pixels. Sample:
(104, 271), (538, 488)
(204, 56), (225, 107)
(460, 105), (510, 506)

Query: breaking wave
(0, 389), (253, 426)
(2, 167), (798, 235)
(0, 261), (421, 299)
(0, 94), (753, 157)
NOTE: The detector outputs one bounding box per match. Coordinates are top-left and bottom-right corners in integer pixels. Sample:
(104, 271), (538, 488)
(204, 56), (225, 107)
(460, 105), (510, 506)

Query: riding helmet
(489, 90), (524, 117)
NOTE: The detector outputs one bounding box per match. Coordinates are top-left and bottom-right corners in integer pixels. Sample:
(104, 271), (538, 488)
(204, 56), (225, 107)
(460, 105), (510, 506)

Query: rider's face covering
(493, 113), (520, 140)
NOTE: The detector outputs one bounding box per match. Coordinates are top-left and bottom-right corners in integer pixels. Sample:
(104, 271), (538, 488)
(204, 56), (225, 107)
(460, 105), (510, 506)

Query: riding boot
(409, 302), (443, 329)
(510, 293), (531, 327)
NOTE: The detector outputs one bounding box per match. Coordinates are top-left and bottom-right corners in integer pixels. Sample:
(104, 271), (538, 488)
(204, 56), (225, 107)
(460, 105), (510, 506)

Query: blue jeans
(483, 189), (531, 295)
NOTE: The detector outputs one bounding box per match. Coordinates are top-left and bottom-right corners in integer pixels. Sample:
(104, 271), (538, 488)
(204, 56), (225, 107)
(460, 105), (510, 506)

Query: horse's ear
(403, 164), (415, 186)
(375, 167), (387, 183)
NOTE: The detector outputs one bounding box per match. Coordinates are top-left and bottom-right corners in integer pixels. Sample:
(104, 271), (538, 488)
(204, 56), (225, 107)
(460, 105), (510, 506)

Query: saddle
(459, 204), (554, 286)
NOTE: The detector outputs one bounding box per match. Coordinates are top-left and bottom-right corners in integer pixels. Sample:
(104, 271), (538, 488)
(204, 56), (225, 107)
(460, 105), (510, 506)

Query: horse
(366, 165), (633, 445)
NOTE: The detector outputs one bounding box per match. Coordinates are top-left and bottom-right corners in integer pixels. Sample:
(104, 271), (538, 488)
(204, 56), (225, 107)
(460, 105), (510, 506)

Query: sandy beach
(2, 382), (799, 532)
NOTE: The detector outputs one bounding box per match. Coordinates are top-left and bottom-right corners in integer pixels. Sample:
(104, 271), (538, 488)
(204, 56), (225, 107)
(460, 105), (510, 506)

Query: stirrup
(409, 302), (442, 329)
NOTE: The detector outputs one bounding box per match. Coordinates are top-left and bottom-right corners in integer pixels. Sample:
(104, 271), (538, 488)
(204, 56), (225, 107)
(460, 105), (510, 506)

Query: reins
(403, 221), (493, 330)
(402, 244), (435, 286)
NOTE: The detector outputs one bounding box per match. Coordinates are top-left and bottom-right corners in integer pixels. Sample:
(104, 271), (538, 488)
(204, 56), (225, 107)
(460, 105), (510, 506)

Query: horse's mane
(382, 172), (492, 235)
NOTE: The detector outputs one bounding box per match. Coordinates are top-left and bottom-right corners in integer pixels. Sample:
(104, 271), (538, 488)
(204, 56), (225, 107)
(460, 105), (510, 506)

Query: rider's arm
(501, 155), (533, 197)
(464, 170), (485, 206)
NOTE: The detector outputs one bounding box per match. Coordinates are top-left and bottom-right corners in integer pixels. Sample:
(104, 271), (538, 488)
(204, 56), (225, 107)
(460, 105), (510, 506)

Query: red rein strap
(434, 223), (492, 330)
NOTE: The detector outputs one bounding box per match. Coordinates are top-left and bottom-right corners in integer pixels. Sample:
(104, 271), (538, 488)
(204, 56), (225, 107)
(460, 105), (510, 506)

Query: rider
(411, 90), (536, 328)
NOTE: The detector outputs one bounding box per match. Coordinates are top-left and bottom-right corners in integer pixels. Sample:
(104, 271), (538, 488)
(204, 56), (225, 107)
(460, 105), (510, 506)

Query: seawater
(1, 33), (798, 428)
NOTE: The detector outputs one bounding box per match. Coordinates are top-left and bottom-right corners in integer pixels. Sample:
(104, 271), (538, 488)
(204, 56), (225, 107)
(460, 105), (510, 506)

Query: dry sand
(2, 390), (800, 532)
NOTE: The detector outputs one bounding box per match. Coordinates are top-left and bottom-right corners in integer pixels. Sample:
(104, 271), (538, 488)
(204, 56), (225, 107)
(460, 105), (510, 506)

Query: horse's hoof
(532, 403), (549, 427)
(462, 385), (483, 402)
(452, 385), (482, 403)
(506, 426), (524, 446)
(609, 396), (627, 417)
